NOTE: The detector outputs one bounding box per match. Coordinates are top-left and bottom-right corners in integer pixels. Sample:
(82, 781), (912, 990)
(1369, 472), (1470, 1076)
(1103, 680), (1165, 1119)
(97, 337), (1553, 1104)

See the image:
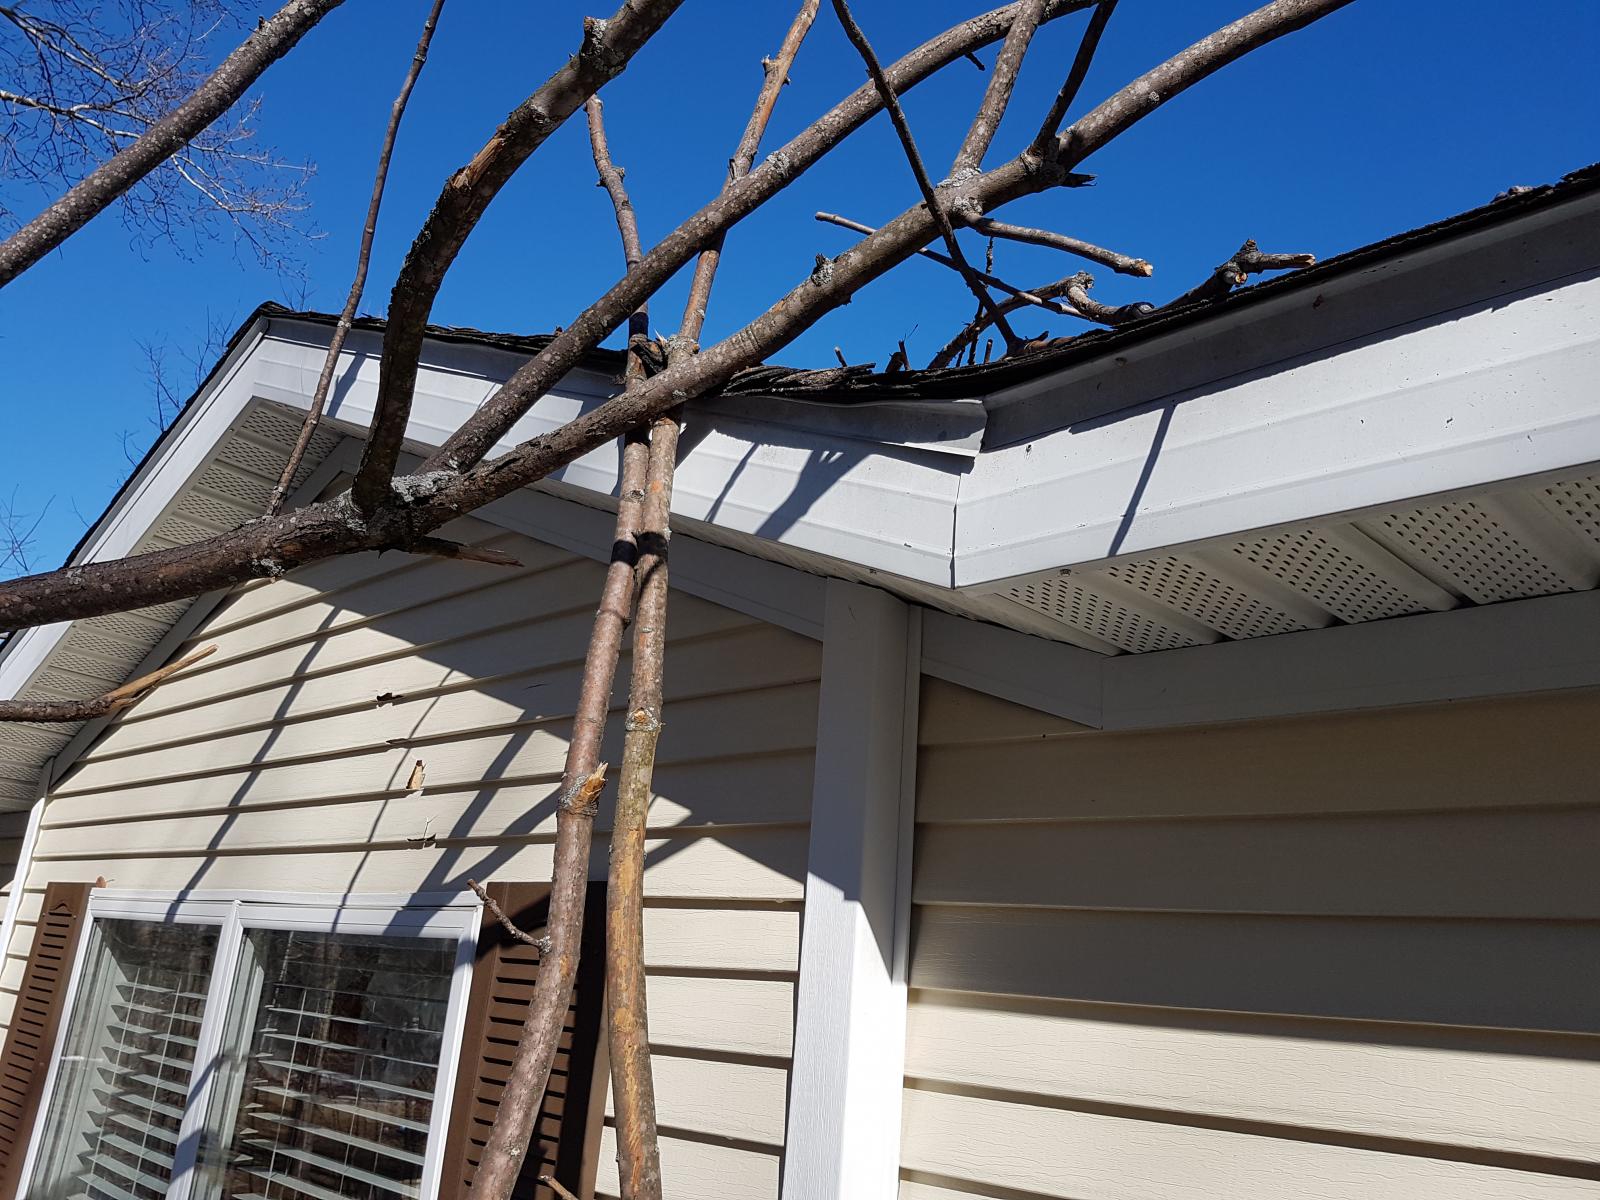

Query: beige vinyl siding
(903, 677), (1600, 1200)
(2, 524), (818, 1200)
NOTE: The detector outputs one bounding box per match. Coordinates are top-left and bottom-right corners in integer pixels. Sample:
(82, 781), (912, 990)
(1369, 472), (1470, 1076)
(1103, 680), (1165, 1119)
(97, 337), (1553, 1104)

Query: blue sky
(2, 0), (1596, 573)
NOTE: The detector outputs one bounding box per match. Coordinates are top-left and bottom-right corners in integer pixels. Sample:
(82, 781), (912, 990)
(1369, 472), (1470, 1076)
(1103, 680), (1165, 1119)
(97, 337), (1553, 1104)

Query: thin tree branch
(678, 0), (820, 347)
(350, 0), (687, 515)
(967, 215), (1150, 275)
(466, 877), (552, 949)
(1034, 0), (1117, 148)
(268, 0), (448, 517)
(463, 400), (646, 1200)
(0, 643), (215, 722)
(953, 0), (1049, 175)
(1162, 237), (1316, 308)
(816, 211), (1082, 315)
(928, 271), (1084, 367)
(424, 0), (1093, 475)
(0, 0), (1353, 641)
(831, 0), (1021, 349)
(0, 0), (345, 288)
(1063, 270), (1153, 324)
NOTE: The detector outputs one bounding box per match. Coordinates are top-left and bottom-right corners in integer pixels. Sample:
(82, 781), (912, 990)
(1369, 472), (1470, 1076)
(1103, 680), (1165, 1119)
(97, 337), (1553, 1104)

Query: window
(17, 891), (478, 1200)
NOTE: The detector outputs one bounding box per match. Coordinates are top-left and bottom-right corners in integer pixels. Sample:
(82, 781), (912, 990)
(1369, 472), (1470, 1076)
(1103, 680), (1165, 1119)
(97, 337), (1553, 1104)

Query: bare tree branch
(953, 0), (1049, 175)
(463, 414), (645, 1200)
(831, 0), (1021, 349)
(1034, 0), (1117, 147)
(967, 215), (1150, 275)
(678, 0), (820, 347)
(928, 271), (1083, 367)
(466, 877), (551, 949)
(0, 0), (1354, 640)
(1163, 237), (1316, 308)
(424, 0), (1094, 475)
(816, 210), (1083, 315)
(268, 0), (449, 517)
(0, 642), (214, 722)
(0, 0), (344, 287)
(1063, 270), (1153, 323)
(350, 0), (688, 515)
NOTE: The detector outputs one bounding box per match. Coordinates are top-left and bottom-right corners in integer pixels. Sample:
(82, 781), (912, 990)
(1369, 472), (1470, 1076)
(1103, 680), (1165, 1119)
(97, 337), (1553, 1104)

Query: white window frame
(17, 887), (482, 1200)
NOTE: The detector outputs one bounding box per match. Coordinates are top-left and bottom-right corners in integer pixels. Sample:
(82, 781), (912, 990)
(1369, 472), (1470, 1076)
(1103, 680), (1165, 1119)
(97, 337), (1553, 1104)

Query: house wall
(902, 677), (1600, 1199)
(0, 522), (819, 1200)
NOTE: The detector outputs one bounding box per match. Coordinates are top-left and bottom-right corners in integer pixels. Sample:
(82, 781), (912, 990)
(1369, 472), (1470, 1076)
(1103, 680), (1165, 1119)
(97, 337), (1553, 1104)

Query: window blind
(193, 928), (456, 1200)
(23, 919), (218, 1200)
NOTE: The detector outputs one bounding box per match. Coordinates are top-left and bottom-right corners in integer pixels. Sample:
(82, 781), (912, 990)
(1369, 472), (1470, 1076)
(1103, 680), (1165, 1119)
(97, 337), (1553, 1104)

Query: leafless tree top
(0, 0), (315, 260)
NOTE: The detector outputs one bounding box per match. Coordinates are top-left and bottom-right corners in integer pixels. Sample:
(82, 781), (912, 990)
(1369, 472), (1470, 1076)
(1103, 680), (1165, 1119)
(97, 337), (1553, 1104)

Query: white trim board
(783, 581), (915, 1200)
(918, 587), (1600, 732)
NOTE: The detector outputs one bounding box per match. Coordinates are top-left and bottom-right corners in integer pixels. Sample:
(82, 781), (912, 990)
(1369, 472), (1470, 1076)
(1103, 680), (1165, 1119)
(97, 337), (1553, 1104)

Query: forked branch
(967, 216), (1150, 276)
(831, 0), (1021, 348)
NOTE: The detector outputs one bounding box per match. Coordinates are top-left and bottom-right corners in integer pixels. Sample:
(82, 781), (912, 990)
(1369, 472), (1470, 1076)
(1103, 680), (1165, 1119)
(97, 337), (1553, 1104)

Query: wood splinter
(0, 643), (217, 723)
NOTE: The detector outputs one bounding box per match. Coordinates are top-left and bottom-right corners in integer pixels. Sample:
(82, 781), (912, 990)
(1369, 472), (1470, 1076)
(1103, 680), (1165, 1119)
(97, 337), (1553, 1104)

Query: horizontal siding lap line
(913, 795), (1600, 826)
(165, 552), (584, 684)
(914, 900), (1600, 927)
(29, 819), (812, 861)
(119, 596), (765, 742)
(897, 1078), (1600, 1180)
(42, 744), (817, 826)
(51, 678), (821, 798)
(600, 1115), (784, 1158)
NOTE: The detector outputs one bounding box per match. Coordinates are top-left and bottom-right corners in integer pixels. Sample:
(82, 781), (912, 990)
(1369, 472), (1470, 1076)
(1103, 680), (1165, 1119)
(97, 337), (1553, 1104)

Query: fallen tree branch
(967, 215), (1150, 276)
(0, 0), (1352, 641)
(0, 644), (216, 722)
(1034, 0), (1118, 146)
(1063, 271), (1154, 324)
(1162, 237), (1316, 308)
(928, 272), (1084, 367)
(832, 0), (1021, 348)
(467, 877), (553, 949)
(351, 0), (688, 514)
(816, 211), (1084, 315)
(679, 0), (820, 347)
(954, 0), (1049, 174)
(268, 0), (449, 516)
(0, 0), (347, 288)
(422, 0), (1094, 475)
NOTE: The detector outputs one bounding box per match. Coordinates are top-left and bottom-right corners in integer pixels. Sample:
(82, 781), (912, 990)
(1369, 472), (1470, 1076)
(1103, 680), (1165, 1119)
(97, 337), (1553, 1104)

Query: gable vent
(1006, 575), (1201, 653)
(1230, 528), (1428, 623)
(1101, 555), (1310, 640)
(1365, 500), (1575, 603)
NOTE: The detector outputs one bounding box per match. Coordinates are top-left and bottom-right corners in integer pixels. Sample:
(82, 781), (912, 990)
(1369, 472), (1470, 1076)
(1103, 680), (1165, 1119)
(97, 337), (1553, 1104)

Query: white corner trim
(0, 782), (47, 963)
(784, 581), (914, 1200)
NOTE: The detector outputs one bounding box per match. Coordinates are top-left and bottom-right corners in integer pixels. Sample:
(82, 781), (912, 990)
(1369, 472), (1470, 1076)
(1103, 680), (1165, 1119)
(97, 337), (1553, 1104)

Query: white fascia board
(257, 317), (967, 587)
(0, 315), (271, 703)
(1101, 586), (1600, 730)
(954, 266), (1600, 588)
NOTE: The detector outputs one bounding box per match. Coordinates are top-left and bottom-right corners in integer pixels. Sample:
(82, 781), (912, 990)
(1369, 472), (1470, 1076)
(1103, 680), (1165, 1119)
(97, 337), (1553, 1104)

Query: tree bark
(350, 0), (688, 515)
(0, 644), (214, 722)
(0, 0), (1352, 640)
(465, 426), (651, 1200)
(269, 0), (450, 516)
(423, 0), (1092, 475)
(953, 0), (1050, 174)
(0, 0), (346, 288)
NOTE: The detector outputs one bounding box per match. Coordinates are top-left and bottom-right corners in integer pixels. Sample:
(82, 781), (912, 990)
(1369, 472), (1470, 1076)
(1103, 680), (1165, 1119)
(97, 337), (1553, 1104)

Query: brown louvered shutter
(441, 882), (609, 1200)
(0, 881), (97, 1199)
